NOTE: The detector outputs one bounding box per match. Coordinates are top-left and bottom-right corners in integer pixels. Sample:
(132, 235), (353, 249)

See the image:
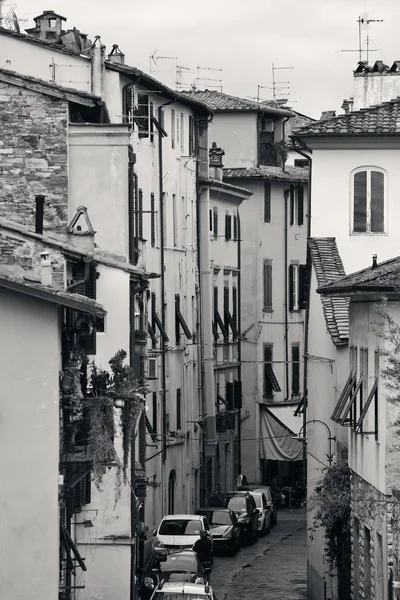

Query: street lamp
(292, 419), (336, 466)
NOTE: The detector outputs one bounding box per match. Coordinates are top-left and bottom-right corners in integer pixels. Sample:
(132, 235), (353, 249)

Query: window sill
(350, 232), (387, 236)
(263, 308), (273, 313)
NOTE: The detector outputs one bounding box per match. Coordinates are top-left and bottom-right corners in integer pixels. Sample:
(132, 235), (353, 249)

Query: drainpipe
(284, 188), (290, 400)
(237, 211), (242, 476)
(65, 257), (92, 291)
(128, 146), (137, 263)
(293, 136), (313, 485)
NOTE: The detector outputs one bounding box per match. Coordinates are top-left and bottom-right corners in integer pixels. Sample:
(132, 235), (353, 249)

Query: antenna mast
(272, 63), (294, 101)
(148, 49), (178, 75)
(340, 15), (383, 62)
(196, 66), (223, 91)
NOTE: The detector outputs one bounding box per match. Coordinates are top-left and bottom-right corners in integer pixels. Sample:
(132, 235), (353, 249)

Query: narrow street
(211, 509), (307, 600)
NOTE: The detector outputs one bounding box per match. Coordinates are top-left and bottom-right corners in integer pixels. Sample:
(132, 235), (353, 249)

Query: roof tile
(319, 255), (400, 294)
(223, 165), (308, 182)
(179, 89), (292, 115)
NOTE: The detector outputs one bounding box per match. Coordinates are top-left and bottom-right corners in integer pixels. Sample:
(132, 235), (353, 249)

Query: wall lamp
(292, 419), (336, 466)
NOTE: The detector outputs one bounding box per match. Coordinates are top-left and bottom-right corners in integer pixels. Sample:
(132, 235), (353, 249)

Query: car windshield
(227, 497), (246, 512)
(251, 495), (261, 508)
(159, 555), (198, 573)
(205, 510), (231, 525)
(159, 520), (202, 536)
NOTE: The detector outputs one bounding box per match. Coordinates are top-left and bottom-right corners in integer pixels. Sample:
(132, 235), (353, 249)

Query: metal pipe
(237, 210), (242, 476)
(128, 147), (136, 263)
(65, 258), (92, 292)
(284, 188), (290, 400)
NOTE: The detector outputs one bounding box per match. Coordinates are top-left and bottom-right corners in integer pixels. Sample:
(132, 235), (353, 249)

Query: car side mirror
(152, 530), (157, 536)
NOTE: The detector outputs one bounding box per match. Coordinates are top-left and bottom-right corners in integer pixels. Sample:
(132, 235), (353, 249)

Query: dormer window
(351, 167), (386, 234)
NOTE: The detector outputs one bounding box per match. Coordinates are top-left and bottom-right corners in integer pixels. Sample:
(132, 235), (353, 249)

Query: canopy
(260, 407), (303, 462)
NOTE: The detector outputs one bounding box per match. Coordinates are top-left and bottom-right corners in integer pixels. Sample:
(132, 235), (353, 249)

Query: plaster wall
(68, 124), (131, 258)
(353, 73), (400, 111)
(209, 112), (259, 168)
(0, 32), (91, 92)
(0, 289), (60, 600)
(311, 148), (400, 274)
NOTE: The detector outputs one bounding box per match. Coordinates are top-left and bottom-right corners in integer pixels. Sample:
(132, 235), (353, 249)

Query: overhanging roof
(223, 165), (308, 183)
(0, 272), (106, 317)
(179, 89), (292, 116)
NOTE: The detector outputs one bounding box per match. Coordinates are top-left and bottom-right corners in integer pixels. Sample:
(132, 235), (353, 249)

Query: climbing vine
(308, 461), (351, 570)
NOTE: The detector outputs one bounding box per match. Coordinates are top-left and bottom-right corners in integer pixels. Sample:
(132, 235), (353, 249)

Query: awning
(260, 407), (303, 461)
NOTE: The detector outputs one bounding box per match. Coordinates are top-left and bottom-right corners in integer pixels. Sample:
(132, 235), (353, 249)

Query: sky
(5, 0), (400, 118)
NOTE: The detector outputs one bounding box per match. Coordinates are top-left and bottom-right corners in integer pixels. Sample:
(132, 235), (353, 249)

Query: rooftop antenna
(257, 84), (273, 103)
(176, 64), (194, 90)
(149, 49), (178, 75)
(0, 1), (27, 30)
(196, 65), (223, 92)
(272, 63), (294, 100)
(340, 15), (383, 62)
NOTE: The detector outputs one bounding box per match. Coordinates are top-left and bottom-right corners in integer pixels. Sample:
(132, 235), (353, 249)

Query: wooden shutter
(264, 182), (271, 223)
(370, 171), (384, 233)
(213, 207), (218, 237)
(152, 391), (157, 434)
(353, 171), (367, 232)
(291, 344), (300, 395)
(209, 209), (213, 232)
(288, 264), (294, 312)
(225, 214), (232, 240)
(175, 294), (181, 345)
(290, 188), (295, 225)
(232, 286), (237, 330)
(150, 192), (156, 247)
(189, 115), (194, 155)
(233, 215), (238, 240)
(176, 388), (182, 431)
(137, 93), (149, 137)
(224, 285), (229, 333)
(263, 260), (272, 310)
(138, 188), (143, 239)
(299, 263), (310, 310)
(297, 186), (304, 226)
(263, 345), (273, 396)
(226, 381), (234, 410)
(233, 380), (242, 409)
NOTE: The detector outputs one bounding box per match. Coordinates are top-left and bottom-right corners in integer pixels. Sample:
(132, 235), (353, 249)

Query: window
(233, 214), (238, 240)
(152, 392), (157, 434)
(136, 93), (150, 138)
(291, 344), (300, 396)
(263, 344), (281, 396)
(294, 158), (308, 168)
(48, 18), (56, 27)
(289, 264), (299, 311)
(171, 109), (175, 149)
(223, 283), (230, 334)
(225, 212), (232, 240)
(138, 188), (143, 239)
(209, 209), (213, 232)
(150, 193), (156, 247)
(350, 345), (358, 376)
(176, 115), (180, 145)
(289, 186), (304, 226)
(172, 194), (178, 246)
(263, 259), (272, 310)
(180, 113), (184, 152)
(176, 388), (182, 431)
(360, 347), (369, 396)
(213, 207), (218, 237)
(189, 115), (195, 155)
(364, 527), (372, 600)
(352, 168), (385, 234)
(69, 261), (98, 355)
(264, 182), (271, 222)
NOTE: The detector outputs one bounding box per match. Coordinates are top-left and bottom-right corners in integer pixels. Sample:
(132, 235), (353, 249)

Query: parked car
(150, 580), (219, 600)
(251, 486), (277, 526)
(140, 550), (206, 600)
(224, 491), (259, 544)
(195, 508), (241, 554)
(248, 490), (271, 535)
(153, 514), (213, 552)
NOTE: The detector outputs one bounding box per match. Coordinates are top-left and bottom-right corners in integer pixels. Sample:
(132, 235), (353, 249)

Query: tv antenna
(340, 15), (383, 62)
(149, 49), (178, 75)
(196, 65), (223, 91)
(176, 64), (194, 90)
(272, 63), (294, 100)
(0, 1), (28, 31)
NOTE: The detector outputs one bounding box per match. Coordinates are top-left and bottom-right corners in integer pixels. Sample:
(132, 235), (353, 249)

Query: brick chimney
(108, 44), (125, 65)
(353, 60), (400, 110)
(209, 142), (225, 181)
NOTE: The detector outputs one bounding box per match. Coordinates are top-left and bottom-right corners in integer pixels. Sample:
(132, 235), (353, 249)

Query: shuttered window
(264, 182), (271, 222)
(152, 392), (157, 434)
(150, 193), (156, 247)
(233, 215), (238, 240)
(263, 259), (272, 310)
(171, 109), (175, 149)
(289, 264), (299, 311)
(264, 345), (273, 397)
(291, 344), (300, 395)
(138, 188), (143, 239)
(352, 169), (385, 233)
(224, 285), (229, 333)
(213, 207), (218, 237)
(189, 115), (195, 155)
(137, 93), (150, 137)
(225, 213), (232, 240)
(176, 388), (182, 431)
(297, 186), (304, 226)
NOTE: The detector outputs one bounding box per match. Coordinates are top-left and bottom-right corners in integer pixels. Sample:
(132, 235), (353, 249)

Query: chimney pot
(372, 254), (378, 269)
(209, 142), (225, 181)
(108, 44), (125, 65)
(40, 251), (52, 286)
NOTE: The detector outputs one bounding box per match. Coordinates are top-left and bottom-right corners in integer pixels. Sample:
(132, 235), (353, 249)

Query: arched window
(168, 470), (176, 515)
(351, 168), (386, 234)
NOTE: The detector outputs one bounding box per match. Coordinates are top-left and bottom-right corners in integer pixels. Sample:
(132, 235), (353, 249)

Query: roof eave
(317, 285), (395, 296)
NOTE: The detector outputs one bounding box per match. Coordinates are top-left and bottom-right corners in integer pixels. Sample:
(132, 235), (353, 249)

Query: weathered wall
(0, 288), (60, 600)
(353, 73), (400, 111)
(0, 81), (69, 233)
(209, 112), (259, 168)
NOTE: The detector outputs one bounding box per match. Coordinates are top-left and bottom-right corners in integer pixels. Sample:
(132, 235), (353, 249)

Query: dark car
(224, 492), (259, 544)
(140, 550), (206, 600)
(195, 508), (241, 554)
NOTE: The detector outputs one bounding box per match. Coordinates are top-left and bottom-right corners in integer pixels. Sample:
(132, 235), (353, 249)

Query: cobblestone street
(211, 509), (307, 600)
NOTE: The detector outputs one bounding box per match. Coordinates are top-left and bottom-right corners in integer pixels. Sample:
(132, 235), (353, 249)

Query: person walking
(270, 474), (282, 523)
(192, 529), (213, 582)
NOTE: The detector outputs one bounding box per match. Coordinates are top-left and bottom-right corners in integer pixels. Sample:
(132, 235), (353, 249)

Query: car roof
(253, 486), (272, 493)
(196, 507), (230, 512)
(226, 491), (249, 496)
(162, 514), (203, 521)
(158, 581), (209, 593)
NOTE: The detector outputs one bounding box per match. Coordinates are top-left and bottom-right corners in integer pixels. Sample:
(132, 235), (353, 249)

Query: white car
(249, 490), (271, 535)
(153, 514), (213, 552)
(150, 580), (218, 600)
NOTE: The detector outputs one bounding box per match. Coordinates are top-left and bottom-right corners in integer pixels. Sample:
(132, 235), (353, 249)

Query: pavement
(211, 508), (307, 600)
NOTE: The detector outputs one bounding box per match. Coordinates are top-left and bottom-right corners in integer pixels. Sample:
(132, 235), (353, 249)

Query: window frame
(350, 166), (387, 235)
(263, 259), (273, 311)
(289, 263), (300, 311)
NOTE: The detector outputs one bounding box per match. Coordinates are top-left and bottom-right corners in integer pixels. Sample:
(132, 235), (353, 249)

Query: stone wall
(0, 81), (69, 234)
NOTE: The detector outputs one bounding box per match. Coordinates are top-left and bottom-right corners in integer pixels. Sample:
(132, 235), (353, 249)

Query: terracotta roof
(179, 89), (292, 115)
(318, 255), (400, 295)
(0, 67), (103, 107)
(308, 238), (349, 345)
(0, 270), (106, 317)
(223, 165), (308, 182)
(295, 97), (400, 136)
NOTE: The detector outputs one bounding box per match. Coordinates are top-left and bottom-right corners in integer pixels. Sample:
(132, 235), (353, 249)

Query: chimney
(40, 251), (52, 286)
(108, 44), (125, 65)
(320, 110), (336, 121)
(90, 36), (106, 98)
(353, 58), (400, 111)
(372, 254), (378, 269)
(209, 142), (225, 181)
